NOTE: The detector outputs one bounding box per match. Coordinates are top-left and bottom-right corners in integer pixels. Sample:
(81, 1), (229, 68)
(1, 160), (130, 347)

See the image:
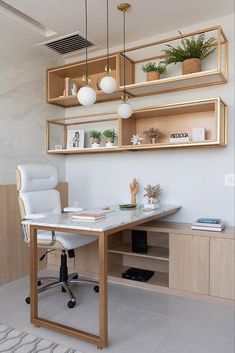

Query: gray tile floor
(0, 271), (234, 353)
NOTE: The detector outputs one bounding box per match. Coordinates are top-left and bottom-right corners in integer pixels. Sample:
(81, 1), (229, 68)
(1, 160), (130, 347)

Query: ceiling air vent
(45, 34), (94, 55)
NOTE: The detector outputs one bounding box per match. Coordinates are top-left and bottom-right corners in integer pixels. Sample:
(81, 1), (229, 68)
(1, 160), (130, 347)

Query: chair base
(26, 273), (99, 308)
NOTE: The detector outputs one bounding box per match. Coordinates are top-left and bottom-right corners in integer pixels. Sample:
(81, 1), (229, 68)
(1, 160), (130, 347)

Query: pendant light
(77, 0), (97, 106)
(117, 3), (133, 119)
(100, 0), (117, 94)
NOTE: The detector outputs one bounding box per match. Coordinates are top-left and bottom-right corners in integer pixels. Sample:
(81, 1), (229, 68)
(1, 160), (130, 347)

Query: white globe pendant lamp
(77, 0), (96, 106)
(77, 85), (96, 106)
(100, 73), (117, 94)
(117, 3), (132, 119)
(100, 0), (117, 94)
(118, 100), (133, 119)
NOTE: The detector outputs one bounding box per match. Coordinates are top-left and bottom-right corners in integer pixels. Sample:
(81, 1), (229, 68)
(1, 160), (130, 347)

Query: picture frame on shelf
(67, 130), (85, 150)
(192, 127), (205, 141)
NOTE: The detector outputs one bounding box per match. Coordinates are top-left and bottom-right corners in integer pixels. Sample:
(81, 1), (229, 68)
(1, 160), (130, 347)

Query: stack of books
(72, 212), (106, 222)
(191, 218), (225, 232)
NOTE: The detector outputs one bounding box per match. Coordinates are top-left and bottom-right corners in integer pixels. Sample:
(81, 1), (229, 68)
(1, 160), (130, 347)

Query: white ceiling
(1, 0), (234, 56)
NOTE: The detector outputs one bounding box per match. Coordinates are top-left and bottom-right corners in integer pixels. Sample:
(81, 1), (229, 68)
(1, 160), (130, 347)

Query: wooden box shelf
(47, 97), (227, 154)
(47, 26), (227, 108)
(47, 54), (133, 107)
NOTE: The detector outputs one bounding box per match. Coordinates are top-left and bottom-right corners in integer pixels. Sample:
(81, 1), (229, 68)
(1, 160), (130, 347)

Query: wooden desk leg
(98, 233), (108, 348)
(30, 226), (38, 324)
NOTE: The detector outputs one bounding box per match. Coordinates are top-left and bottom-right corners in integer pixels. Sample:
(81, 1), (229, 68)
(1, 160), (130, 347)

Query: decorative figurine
(71, 83), (78, 96)
(129, 178), (139, 205)
(144, 184), (161, 209)
(130, 134), (144, 145)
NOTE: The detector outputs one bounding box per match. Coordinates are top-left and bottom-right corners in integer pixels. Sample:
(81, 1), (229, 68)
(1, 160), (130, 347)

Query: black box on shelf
(122, 267), (154, 282)
(131, 230), (147, 253)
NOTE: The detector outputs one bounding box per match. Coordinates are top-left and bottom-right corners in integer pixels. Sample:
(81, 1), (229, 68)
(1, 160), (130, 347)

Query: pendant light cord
(85, 0), (88, 84)
(106, 0), (109, 71)
(123, 9), (126, 101)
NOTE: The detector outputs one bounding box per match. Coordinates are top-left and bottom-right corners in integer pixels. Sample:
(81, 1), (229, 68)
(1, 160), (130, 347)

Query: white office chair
(16, 164), (99, 309)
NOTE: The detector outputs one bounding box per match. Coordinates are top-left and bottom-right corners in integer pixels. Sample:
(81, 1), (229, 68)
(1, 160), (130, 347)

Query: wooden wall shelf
(46, 26), (228, 108)
(46, 98), (227, 154)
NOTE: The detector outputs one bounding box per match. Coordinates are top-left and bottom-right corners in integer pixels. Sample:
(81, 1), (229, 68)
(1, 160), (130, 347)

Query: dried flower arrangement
(143, 127), (161, 144)
(144, 184), (161, 205)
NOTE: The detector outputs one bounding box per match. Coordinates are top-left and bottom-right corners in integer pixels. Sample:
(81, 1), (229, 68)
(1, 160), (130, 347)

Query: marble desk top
(22, 204), (181, 233)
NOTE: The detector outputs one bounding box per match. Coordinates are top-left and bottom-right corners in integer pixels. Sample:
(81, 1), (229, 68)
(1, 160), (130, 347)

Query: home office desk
(23, 204), (181, 348)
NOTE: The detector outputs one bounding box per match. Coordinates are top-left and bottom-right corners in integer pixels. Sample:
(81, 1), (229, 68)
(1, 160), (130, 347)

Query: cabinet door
(169, 234), (209, 294)
(210, 238), (235, 300)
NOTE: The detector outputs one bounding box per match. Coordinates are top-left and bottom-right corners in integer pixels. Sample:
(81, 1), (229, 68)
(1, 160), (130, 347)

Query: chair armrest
(23, 213), (46, 220)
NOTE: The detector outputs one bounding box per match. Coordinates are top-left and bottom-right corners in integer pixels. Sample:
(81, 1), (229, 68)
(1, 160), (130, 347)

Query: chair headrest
(16, 164), (58, 193)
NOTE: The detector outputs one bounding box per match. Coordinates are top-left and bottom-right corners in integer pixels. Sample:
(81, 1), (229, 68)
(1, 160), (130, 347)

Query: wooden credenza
(48, 220), (234, 302)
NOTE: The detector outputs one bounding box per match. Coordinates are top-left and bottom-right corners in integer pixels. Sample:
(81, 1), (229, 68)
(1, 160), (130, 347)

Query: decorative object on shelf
(144, 184), (161, 209)
(141, 61), (166, 81)
(67, 130), (85, 150)
(89, 130), (102, 148)
(117, 3), (133, 119)
(144, 127), (161, 144)
(192, 127), (206, 141)
(169, 133), (190, 143)
(129, 178), (138, 205)
(164, 33), (217, 75)
(71, 83), (78, 96)
(130, 134), (144, 145)
(103, 129), (117, 147)
(77, 0), (97, 106)
(100, 0), (117, 94)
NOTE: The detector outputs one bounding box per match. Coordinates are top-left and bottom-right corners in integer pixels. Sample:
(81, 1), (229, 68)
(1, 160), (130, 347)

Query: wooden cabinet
(169, 234), (209, 294)
(210, 238), (235, 300)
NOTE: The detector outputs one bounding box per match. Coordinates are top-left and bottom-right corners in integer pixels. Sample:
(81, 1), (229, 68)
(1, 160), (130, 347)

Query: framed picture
(67, 130), (85, 149)
(192, 127), (205, 141)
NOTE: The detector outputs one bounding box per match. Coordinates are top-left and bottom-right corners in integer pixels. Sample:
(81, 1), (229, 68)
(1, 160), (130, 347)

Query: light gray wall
(0, 28), (65, 184)
(65, 14), (235, 225)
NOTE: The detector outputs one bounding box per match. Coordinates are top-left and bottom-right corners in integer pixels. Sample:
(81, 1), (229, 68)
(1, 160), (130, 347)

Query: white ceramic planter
(105, 142), (114, 148)
(144, 203), (160, 209)
(92, 143), (100, 148)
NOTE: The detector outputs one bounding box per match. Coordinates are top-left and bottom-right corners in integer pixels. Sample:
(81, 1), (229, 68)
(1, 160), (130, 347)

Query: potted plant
(89, 130), (102, 148)
(144, 184), (161, 209)
(102, 129), (117, 147)
(164, 33), (216, 75)
(143, 127), (161, 144)
(141, 61), (166, 81)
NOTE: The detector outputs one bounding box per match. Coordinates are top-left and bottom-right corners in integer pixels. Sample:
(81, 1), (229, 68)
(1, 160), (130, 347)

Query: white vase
(92, 143), (100, 148)
(144, 203), (160, 209)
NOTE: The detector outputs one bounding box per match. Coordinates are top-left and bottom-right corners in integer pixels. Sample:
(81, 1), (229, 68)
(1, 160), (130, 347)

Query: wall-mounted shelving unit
(46, 26), (228, 108)
(46, 97), (227, 154)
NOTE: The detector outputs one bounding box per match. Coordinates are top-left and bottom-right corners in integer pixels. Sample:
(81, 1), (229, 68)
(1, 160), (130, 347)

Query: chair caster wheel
(25, 297), (30, 304)
(67, 300), (76, 309)
(62, 286), (66, 293)
(37, 280), (42, 286)
(94, 285), (99, 293)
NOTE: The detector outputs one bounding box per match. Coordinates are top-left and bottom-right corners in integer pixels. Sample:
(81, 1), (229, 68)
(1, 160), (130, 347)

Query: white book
(191, 225), (225, 232)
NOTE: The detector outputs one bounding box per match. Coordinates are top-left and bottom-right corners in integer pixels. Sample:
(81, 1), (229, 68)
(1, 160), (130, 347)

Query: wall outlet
(225, 174), (235, 186)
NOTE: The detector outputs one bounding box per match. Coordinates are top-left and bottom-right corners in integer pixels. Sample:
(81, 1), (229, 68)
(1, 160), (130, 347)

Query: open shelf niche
(47, 97), (227, 154)
(108, 229), (169, 290)
(46, 26), (228, 108)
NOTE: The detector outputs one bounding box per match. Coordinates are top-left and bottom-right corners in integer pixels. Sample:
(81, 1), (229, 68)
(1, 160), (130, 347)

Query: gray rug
(0, 324), (81, 353)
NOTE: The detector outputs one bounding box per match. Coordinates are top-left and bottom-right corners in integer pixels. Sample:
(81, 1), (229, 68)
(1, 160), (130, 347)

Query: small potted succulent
(144, 184), (161, 209)
(141, 61), (166, 81)
(89, 130), (102, 148)
(103, 129), (116, 147)
(164, 33), (216, 75)
(143, 127), (161, 144)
